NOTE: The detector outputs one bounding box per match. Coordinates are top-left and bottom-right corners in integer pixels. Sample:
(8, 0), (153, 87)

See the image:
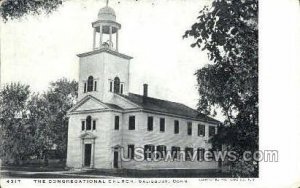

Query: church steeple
(92, 1), (121, 52)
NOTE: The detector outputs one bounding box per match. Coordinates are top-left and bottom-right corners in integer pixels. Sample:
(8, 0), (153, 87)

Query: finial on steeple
(106, 0), (109, 7)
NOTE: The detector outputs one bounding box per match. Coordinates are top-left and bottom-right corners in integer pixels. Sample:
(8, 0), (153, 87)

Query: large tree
(0, 79), (77, 165)
(43, 78), (78, 160)
(0, 83), (35, 164)
(184, 0), (258, 177)
(0, 0), (63, 21)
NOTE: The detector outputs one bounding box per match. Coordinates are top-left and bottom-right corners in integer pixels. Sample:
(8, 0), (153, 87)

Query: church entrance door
(84, 144), (92, 167)
(113, 151), (119, 168)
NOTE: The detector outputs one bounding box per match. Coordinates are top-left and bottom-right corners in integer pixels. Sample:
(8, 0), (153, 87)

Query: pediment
(80, 132), (97, 139)
(76, 98), (106, 111)
(68, 95), (109, 113)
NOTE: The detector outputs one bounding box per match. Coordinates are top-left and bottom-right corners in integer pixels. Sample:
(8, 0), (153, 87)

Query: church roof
(120, 93), (220, 124)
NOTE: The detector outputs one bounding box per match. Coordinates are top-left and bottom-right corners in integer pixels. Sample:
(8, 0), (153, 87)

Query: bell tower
(92, 1), (121, 52)
(77, 2), (132, 102)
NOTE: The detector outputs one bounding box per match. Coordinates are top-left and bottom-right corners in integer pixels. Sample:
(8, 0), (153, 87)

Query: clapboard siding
(67, 110), (218, 170)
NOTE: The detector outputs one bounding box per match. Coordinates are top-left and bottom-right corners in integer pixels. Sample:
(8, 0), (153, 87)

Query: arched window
(87, 76), (94, 92)
(114, 77), (120, 93)
(86, 116), (92, 130)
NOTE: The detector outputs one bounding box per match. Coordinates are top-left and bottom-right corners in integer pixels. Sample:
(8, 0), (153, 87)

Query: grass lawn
(1, 163), (232, 178)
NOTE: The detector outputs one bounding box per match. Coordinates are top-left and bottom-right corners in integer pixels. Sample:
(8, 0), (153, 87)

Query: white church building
(66, 4), (220, 170)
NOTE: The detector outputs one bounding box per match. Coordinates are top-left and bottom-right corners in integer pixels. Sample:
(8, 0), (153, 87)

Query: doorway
(84, 144), (92, 167)
(113, 151), (118, 168)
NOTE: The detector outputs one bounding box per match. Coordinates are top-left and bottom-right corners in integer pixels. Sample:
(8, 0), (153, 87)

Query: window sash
(109, 81), (113, 92)
(187, 122), (192, 135)
(198, 124), (205, 136)
(147, 117), (153, 131)
(120, 84), (124, 94)
(129, 116), (135, 130)
(81, 121), (85, 131)
(94, 81), (97, 91)
(86, 116), (92, 130)
(160, 118), (165, 132)
(174, 120), (179, 134)
(92, 120), (96, 130)
(115, 116), (120, 130)
(87, 77), (94, 92)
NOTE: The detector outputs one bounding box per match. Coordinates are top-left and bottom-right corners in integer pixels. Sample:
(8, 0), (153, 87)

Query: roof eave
(77, 48), (133, 60)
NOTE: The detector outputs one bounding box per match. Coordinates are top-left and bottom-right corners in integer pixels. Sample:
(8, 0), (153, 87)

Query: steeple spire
(106, 0), (109, 7)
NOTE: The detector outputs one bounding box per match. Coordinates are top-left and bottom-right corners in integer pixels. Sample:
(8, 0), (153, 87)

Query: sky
(0, 0), (225, 120)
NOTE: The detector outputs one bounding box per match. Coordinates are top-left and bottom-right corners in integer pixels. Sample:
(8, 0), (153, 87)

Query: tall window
(147, 116), (153, 131)
(87, 76), (94, 92)
(92, 120), (96, 130)
(129, 116), (135, 130)
(128, 145), (135, 159)
(156, 145), (166, 159)
(209, 126), (216, 137)
(187, 122), (192, 135)
(120, 84), (124, 94)
(171, 146), (180, 159)
(81, 121), (85, 131)
(174, 120), (179, 134)
(84, 83), (87, 93)
(94, 81), (97, 91)
(185, 147), (194, 161)
(160, 118), (165, 132)
(144, 144), (155, 160)
(114, 77), (120, 93)
(198, 124), (205, 136)
(115, 116), (120, 130)
(109, 81), (113, 92)
(86, 116), (92, 130)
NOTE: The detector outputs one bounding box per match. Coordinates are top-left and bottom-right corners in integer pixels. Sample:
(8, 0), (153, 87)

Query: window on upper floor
(160, 118), (165, 132)
(198, 124), (205, 136)
(84, 83), (87, 93)
(128, 144), (135, 159)
(81, 116), (96, 131)
(187, 122), (192, 136)
(129, 116), (135, 130)
(120, 83), (124, 94)
(86, 116), (92, 130)
(87, 76), (94, 92)
(174, 120), (179, 134)
(147, 116), (153, 131)
(109, 80), (113, 92)
(114, 77), (120, 93)
(94, 81), (97, 91)
(115, 116), (119, 130)
(81, 121), (85, 131)
(93, 120), (96, 130)
(209, 126), (216, 137)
